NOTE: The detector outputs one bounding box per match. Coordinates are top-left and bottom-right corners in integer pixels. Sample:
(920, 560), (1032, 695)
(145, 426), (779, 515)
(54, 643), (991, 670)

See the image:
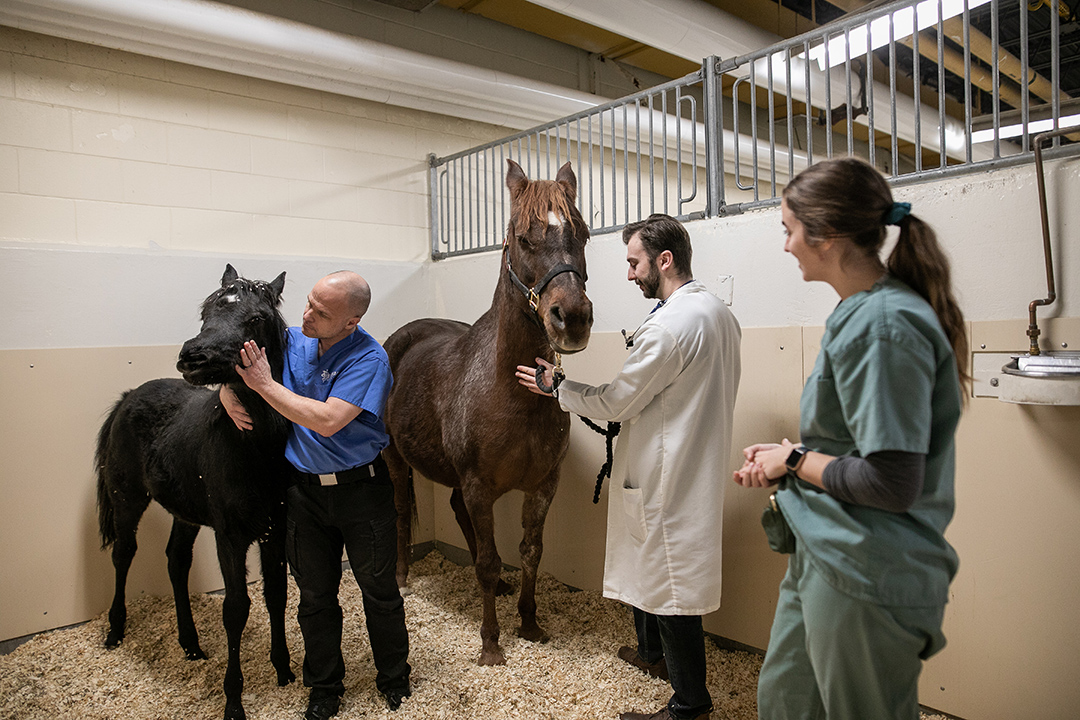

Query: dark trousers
(633, 606), (712, 719)
(286, 458), (410, 699)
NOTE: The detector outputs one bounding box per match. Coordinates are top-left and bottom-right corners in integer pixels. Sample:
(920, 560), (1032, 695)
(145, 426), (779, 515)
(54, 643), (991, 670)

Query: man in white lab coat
(517, 213), (741, 720)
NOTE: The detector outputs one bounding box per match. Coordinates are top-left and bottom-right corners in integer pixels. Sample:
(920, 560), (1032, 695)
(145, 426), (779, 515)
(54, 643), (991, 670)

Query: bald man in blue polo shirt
(223, 270), (410, 720)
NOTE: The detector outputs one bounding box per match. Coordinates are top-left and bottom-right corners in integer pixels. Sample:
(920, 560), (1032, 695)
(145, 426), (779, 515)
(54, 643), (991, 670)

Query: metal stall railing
(428, 70), (712, 259)
(714, 0), (1079, 216)
(430, 0), (1079, 258)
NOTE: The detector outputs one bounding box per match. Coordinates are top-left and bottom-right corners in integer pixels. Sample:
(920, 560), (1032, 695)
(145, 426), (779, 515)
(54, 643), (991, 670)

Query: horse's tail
(95, 396), (124, 549)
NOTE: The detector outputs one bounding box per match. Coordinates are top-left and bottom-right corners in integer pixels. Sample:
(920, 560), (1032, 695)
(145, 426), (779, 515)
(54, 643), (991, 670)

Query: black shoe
(304, 693), (340, 720)
(617, 645), (670, 681)
(383, 687), (411, 711)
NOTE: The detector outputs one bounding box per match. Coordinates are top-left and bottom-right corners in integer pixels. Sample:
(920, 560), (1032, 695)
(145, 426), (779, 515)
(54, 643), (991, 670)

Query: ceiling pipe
(527, 0), (991, 161)
(0, 0), (799, 175)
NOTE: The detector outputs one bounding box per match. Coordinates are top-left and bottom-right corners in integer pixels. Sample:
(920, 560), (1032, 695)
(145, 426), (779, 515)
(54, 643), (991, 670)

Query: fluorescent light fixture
(971, 113), (1080, 144)
(808, 0), (992, 70)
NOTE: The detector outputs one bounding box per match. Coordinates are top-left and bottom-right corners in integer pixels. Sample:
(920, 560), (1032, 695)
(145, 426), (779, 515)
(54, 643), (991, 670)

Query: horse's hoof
(478, 648), (507, 666)
(517, 624), (550, 644)
(399, 585), (413, 597)
(104, 632), (123, 649)
(223, 703), (246, 720)
(185, 647), (207, 661)
(495, 578), (514, 597)
(276, 668), (296, 686)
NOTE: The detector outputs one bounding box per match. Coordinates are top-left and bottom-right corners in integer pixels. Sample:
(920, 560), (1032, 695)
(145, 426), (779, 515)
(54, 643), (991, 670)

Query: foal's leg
(517, 471), (558, 644)
(460, 480), (506, 666)
(451, 487), (512, 596)
(216, 535), (253, 720)
(383, 443), (414, 592)
(166, 518), (206, 660)
(104, 491), (150, 649)
(258, 522), (295, 686)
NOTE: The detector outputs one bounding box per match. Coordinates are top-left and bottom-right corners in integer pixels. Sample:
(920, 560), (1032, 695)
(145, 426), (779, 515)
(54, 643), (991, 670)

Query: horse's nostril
(551, 306), (565, 327)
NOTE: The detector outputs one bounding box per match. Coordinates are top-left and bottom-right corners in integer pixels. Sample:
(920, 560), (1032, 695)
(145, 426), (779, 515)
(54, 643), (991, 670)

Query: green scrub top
(778, 274), (962, 607)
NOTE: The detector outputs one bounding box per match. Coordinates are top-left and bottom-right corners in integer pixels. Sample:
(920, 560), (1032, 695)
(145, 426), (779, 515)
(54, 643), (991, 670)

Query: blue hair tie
(884, 201), (911, 226)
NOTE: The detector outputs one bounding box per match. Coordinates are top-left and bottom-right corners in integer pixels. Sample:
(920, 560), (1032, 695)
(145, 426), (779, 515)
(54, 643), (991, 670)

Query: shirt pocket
(621, 485), (648, 543)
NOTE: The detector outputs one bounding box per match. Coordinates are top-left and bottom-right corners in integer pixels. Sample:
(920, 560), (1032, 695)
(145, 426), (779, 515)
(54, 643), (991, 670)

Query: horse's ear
(222, 264), (238, 286)
(506, 159), (528, 198)
(270, 272), (286, 301)
(555, 161), (577, 203)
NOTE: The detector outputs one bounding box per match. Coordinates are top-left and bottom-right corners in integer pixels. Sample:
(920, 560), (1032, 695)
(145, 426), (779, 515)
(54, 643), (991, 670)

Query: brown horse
(383, 159), (592, 666)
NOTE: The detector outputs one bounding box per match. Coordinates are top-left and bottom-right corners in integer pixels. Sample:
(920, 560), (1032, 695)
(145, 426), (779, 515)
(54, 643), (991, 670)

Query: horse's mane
(512, 180), (588, 243)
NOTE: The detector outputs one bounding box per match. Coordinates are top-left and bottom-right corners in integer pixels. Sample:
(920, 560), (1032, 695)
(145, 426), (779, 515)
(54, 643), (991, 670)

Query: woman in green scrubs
(734, 157), (970, 720)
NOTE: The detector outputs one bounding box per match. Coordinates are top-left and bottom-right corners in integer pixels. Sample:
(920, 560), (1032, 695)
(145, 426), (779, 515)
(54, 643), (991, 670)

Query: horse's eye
(517, 235), (531, 247)
(245, 316), (265, 326)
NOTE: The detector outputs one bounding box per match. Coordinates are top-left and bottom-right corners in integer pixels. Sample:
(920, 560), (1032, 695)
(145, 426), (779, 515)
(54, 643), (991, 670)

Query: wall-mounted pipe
(1026, 127), (1070, 354)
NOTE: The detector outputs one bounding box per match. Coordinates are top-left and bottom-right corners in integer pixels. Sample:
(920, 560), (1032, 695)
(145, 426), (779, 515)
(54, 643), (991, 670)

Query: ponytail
(888, 215), (972, 400)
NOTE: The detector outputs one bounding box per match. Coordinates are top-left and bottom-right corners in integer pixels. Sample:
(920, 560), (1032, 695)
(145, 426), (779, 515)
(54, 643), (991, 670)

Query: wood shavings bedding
(0, 551), (951, 720)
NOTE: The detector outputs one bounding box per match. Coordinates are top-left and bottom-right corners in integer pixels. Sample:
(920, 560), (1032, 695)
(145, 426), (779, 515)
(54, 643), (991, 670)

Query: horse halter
(504, 248), (583, 315)
(503, 245), (582, 394)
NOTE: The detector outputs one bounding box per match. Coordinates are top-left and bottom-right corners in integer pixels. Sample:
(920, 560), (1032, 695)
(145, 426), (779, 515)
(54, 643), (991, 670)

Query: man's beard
(637, 260), (661, 299)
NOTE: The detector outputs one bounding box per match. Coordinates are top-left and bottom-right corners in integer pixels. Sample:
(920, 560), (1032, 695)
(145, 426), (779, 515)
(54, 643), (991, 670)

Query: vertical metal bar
(428, 154), (439, 257)
(913, 8), (923, 173)
(483, 147), (489, 247)
(576, 119), (583, 216)
(676, 85), (683, 212)
(733, 78), (744, 187)
(768, 52), (777, 196)
(991, 0), (1001, 157)
(500, 143), (506, 242)
(1020, 0), (1029, 153)
(785, 47), (795, 181)
(937, 0), (946, 168)
(680, 94), (698, 211)
(805, 39), (814, 167)
(964, 0), (973, 164)
(546, 130), (551, 178)
(453, 158), (460, 254)
(662, 91), (669, 213)
(750, 60), (759, 201)
(630, 98), (639, 221)
(623, 102), (630, 226)
(599, 108), (606, 227)
(890, 13), (898, 176)
(704, 57), (723, 217)
(1050, 0), (1060, 145)
(613, 106), (622, 223)
(824, 32), (833, 159)
(649, 92), (656, 213)
(526, 134), (532, 177)
(714, 61), (726, 213)
(536, 131), (543, 179)
(865, 26), (875, 168)
(845, 26), (854, 157)
(589, 114), (595, 228)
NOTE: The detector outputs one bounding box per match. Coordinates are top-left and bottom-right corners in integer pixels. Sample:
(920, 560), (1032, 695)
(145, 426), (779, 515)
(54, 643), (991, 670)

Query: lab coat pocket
(621, 485), (648, 543)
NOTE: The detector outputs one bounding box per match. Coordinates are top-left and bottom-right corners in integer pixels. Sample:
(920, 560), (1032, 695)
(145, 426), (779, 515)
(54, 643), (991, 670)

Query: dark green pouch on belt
(761, 492), (796, 554)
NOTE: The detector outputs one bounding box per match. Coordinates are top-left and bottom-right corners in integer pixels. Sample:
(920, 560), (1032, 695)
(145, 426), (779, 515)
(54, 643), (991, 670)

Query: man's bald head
(322, 270), (371, 319)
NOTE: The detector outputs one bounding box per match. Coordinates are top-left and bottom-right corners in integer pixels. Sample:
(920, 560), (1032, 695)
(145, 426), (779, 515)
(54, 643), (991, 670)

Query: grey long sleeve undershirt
(821, 451), (926, 513)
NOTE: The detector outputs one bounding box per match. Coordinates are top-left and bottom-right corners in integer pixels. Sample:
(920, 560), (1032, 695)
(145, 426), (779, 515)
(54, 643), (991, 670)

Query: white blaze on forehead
(547, 210), (564, 227)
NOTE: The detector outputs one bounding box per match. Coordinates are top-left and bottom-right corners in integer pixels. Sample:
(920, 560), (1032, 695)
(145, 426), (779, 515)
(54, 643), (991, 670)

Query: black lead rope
(577, 417), (621, 503)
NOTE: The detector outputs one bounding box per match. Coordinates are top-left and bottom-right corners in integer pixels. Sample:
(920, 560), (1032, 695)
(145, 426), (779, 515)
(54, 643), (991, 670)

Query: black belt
(300, 459), (381, 486)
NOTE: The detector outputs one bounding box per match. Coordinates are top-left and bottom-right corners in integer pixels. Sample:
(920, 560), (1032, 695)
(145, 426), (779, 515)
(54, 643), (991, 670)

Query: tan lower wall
(3, 319), (1079, 719)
